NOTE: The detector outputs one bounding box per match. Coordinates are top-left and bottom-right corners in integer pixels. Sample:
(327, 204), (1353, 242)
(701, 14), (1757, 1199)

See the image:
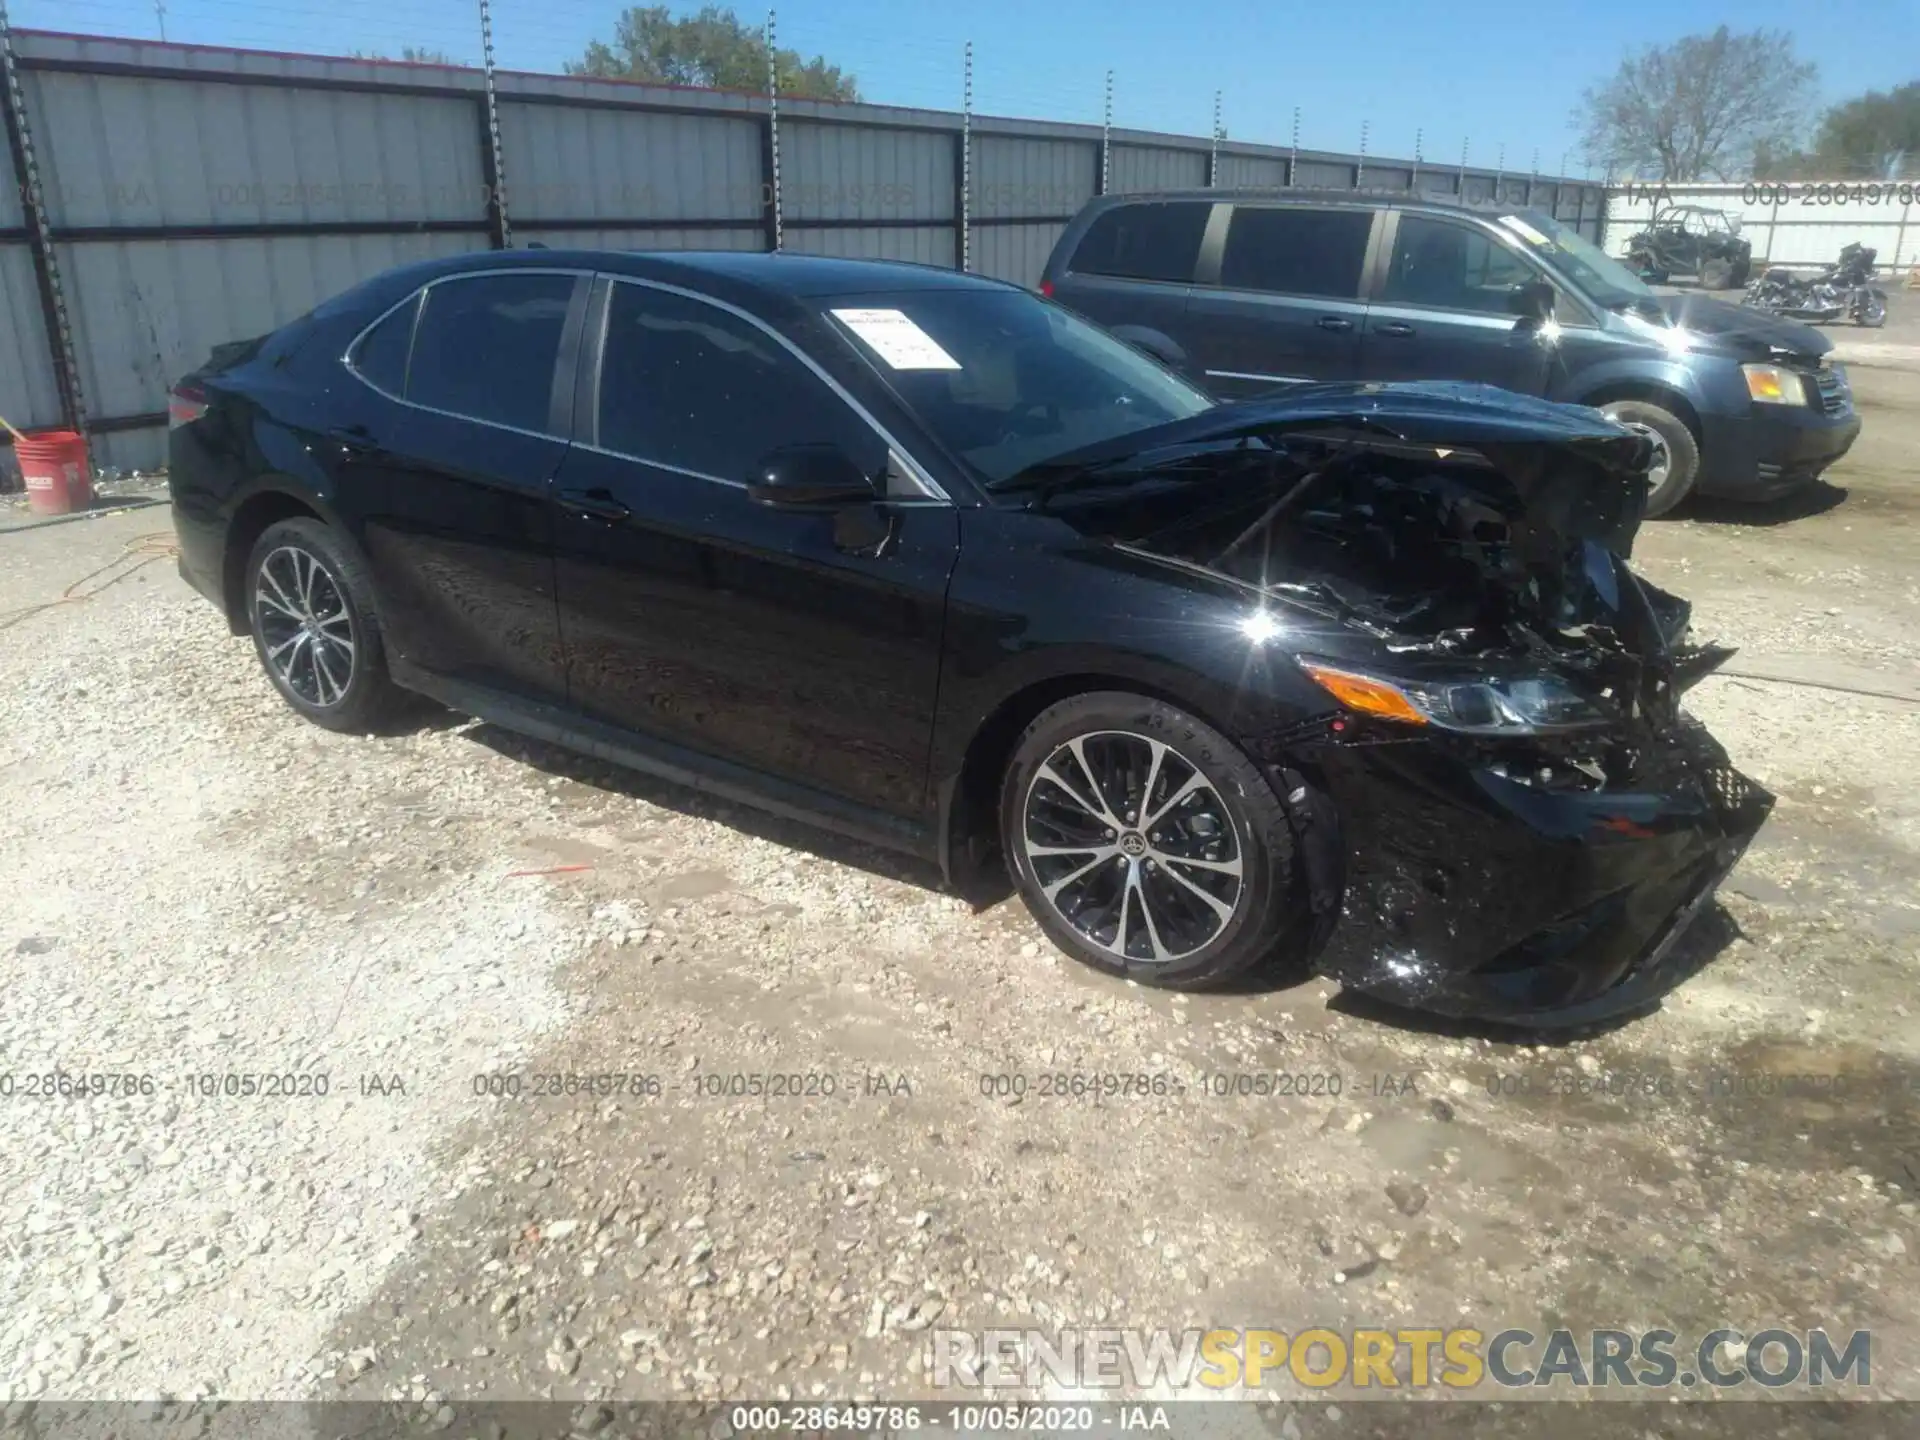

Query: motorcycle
(1742, 242), (1888, 327)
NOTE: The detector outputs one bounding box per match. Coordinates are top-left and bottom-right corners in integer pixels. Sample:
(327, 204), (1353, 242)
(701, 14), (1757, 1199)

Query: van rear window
(1068, 203), (1210, 283)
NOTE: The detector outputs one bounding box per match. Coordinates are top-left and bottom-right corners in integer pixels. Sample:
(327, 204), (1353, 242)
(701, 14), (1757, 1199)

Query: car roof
(1077, 188), (1527, 220)
(385, 247), (1018, 307)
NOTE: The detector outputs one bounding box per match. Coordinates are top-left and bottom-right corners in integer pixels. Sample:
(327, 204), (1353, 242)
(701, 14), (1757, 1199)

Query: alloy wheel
(253, 544), (357, 708)
(1020, 730), (1245, 965)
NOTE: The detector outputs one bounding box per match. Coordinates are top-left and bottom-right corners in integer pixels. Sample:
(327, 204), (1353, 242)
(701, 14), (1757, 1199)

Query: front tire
(1599, 399), (1700, 518)
(245, 517), (402, 733)
(998, 691), (1307, 990)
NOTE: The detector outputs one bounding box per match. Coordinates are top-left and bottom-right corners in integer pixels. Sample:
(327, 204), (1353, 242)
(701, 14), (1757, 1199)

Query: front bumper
(1694, 388), (1861, 501)
(1302, 720), (1774, 1027)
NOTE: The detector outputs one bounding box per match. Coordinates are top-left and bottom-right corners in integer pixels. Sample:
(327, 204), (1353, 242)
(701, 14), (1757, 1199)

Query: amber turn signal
(1299, 662), (1430, 726)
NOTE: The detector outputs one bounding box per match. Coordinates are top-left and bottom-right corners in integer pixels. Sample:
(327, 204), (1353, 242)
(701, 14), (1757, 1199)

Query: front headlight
(1742, 363), (1808, 406)
(1299, 659), (1614, 735)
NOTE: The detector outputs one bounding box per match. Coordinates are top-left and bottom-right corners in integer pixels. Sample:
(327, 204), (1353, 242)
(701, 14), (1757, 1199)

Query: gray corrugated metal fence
(0, 29), (1603, 475)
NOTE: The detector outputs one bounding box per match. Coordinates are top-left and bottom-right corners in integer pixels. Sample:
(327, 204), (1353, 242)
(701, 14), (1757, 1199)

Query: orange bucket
(16, 430), (93, 516)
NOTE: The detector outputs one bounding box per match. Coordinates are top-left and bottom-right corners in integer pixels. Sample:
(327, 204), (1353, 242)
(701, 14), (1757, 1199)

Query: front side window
(824, 287), (1213, 487)
(408, 272), (575, 434)
(1494, 209), (1657, 310)
(597, 282), (879, 483)
(347, 293), (418, 396)
(1068, 203), (1210, 284)
(1379, 215), (1534, 315)
(1218, 207), (1373, 298)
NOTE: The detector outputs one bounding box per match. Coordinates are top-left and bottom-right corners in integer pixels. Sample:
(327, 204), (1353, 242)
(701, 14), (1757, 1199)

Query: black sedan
(168, 249), (1771, 1025)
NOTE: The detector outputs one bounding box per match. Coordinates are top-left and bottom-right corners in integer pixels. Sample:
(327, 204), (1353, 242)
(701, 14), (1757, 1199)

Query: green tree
(565, 5), (858, 100)
(1574, 26), (1817, 180)
(1806, 82), (1919, 178)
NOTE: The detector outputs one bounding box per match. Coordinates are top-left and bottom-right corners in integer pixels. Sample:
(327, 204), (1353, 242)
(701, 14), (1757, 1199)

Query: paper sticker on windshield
(832, 308), (961, 370)
(1498, 215), (1552, 246)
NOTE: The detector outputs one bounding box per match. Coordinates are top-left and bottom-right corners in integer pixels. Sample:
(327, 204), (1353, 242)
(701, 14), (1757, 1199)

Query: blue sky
(26, 0), (1920, 173)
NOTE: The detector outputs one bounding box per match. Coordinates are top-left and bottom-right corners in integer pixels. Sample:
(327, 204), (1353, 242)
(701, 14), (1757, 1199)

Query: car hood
(1017, 379), (1653, 554)
(1657, 293), (1831, 360)
(1037, 381), (1729, 712)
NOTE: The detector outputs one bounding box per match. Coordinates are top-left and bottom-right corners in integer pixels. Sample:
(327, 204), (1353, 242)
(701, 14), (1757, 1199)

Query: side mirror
(747, 443), (879, 507)
(1511, 279), (1557, 322)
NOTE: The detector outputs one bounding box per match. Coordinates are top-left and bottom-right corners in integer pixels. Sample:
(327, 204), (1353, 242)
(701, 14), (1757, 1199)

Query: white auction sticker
(831, 308), (961, 370)
(1498, 214), (1552, 247)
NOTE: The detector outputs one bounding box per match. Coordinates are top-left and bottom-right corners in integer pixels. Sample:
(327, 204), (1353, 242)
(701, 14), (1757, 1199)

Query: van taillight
(1039, 279), (1055, 297)
(168, 383), (209, 429)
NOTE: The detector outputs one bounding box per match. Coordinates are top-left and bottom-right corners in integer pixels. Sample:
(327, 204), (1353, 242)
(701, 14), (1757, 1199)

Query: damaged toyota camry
(168, 250), (1771, 1026)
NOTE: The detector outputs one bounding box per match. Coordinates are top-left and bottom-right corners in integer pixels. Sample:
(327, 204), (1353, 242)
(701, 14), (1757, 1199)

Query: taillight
(169, 383), (209, 429)
(1039, 279), (1055, 298)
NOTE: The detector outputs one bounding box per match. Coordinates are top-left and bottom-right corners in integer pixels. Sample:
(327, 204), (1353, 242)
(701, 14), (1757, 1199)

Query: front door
(550, 277), (958, 821)
(1181, 204), (1378, 398)
(1359, 212), (1555, 394)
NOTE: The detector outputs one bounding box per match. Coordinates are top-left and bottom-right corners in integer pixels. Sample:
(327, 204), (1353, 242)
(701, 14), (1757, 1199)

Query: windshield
(1495, 210), (1659, 311)
(822, 288), (1214, 486)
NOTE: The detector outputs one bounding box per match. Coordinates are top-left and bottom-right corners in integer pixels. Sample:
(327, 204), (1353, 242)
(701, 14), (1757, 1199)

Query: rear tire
(244, 518), (403, 733)
(998, 691), (1308, 990)
(1599, 399), (1700, 518)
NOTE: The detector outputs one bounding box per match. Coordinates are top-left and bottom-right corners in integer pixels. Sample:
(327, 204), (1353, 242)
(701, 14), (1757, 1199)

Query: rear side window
(596, 282), (879, 483)
(1219, 207), (1373, 298)
(347, 293), (418, 396)
(408, 273), (575, 434)
(1380, 215), (1534, 314)
(1068, 203), (1209, 283)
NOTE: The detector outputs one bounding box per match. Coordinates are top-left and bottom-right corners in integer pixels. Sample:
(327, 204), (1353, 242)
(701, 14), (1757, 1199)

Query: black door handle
(1316, 315), (1353, 332)
(1376, 321), (1417, 338)
(560, 486), (631, 522)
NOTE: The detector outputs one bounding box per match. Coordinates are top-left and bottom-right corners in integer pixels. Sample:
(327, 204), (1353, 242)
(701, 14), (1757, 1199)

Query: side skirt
(389, 657), (940, 865)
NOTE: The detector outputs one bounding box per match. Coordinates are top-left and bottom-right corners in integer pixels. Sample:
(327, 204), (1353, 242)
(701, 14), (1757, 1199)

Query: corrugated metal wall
(30, 70), (486, 227)
(497, 103), (762, 224)
(0, 28), (1604, 471)
(1, 89), (65, 481)
(973, 136), (1094, 218)
(1109, 144), (1206, 194)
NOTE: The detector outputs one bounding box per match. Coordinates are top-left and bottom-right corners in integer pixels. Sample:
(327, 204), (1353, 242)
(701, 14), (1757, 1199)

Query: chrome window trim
(600, 273), (951, 503)
(340, 267), (592, 441)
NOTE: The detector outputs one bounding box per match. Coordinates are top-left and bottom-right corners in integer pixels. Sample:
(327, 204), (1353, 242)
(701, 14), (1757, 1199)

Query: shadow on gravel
(457, 720), (950, 894)
(1679, 480), (1850, 527)
(1325, 901), (1747, 1043)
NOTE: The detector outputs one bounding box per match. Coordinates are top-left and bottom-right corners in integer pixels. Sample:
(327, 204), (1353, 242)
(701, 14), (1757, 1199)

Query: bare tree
(1574, 27), (1817, 180)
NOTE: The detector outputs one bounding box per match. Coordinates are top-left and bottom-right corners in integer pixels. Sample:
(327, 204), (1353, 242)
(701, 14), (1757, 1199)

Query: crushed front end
(1086, 382), (1777, 1025)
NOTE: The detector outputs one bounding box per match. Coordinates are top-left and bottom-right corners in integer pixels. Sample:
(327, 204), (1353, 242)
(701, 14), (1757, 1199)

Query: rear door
(1359, 211), (1555, 393)
(345, 268), (585, 703)
(1181, 204), (1379, 398)
(1046, 200), (1213, 375)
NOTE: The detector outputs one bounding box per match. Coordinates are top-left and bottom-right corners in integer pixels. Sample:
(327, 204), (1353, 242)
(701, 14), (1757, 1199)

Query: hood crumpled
(1044, 380), (1730, 715)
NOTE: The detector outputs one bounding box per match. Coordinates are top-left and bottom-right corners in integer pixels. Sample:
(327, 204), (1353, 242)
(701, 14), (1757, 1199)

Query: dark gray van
(1040, 192), (1861, 515)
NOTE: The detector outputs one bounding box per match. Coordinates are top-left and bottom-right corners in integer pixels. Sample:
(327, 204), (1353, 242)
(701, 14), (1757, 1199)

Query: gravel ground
(1, 347), (1917, 1429)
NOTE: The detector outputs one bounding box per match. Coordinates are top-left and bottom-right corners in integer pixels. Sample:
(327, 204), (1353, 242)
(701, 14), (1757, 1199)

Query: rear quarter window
(1068, 202), (1210, 283)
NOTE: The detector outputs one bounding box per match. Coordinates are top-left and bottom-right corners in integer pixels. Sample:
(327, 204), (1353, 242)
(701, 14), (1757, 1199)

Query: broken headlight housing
(1299, 659), (1615, 735)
